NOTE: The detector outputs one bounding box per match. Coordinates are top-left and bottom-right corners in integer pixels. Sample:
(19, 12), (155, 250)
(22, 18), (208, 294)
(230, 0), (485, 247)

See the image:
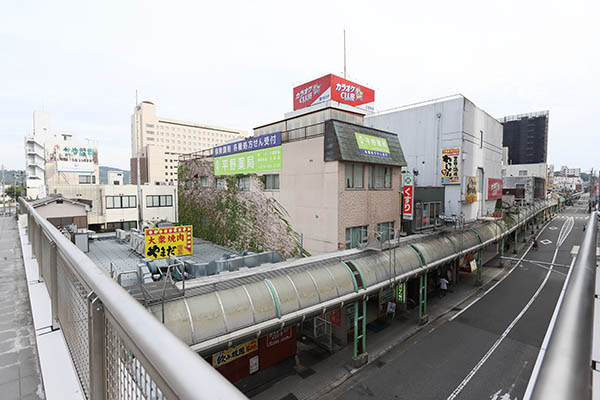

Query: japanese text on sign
(144, 226), (193, 260)
(355, 132), (391, 158)
(403, 174), (414, 220)
(214, 146), (281, 176)
(213, 132), (281, 158)
(441, 148), (460, 184)
(212, 339), (258, 368)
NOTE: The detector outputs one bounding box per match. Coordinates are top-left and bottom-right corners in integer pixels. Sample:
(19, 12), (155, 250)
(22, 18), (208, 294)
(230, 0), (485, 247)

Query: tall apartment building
(130, 101), (247, 185)
(499, 110), (549, 165)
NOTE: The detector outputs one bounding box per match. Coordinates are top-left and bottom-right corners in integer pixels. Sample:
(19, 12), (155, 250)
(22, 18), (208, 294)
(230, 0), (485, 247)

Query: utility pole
(1, 164), (5, 215)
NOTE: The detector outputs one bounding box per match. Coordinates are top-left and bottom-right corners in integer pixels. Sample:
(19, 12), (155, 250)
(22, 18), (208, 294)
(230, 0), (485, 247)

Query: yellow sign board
(144, 226), (193, 260)
(212, 339), (258, 368)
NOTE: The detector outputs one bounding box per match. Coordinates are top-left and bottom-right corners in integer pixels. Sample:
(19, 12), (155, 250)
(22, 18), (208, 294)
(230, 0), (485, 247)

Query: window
(237, 176), (250, 191)
(200, 176), (209, 187)
(519, 170), (527, 176)
(216, 178), (226, 190)
(416, 201), (442, 229)
(79, 175), (95, 184)
(345, 164), (364, 188)
(501, 169), (506, 176)
(106, 221), (137, 231)
(146, 195), (173, 207)
(377, 222), (395, 242)
(480, 130), (484, 148)
(345, 226), (368, 249)
(264, 174), (280, 190)
(369, 166), (392, 189)
(145, 124), (154, 128)
(105, 195), (136, 209)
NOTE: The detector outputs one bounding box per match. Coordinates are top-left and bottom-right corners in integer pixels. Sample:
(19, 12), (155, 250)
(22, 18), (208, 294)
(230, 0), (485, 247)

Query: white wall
(366, 95), (503, 222)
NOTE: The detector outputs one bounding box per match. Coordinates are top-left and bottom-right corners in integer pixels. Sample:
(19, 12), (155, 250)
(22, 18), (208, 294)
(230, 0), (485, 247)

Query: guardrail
(19, 198), (246, 400)
(526, 211), (598, 399)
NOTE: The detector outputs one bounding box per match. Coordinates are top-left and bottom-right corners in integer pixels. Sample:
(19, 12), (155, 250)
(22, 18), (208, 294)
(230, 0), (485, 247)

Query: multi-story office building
(130, 101), (247, 185)
(559, 166), (581, 177)
(499, 110), (549, 165)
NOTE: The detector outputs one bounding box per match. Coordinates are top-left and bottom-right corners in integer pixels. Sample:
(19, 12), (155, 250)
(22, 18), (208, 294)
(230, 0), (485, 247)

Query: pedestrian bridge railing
(19, 198), (246, 400)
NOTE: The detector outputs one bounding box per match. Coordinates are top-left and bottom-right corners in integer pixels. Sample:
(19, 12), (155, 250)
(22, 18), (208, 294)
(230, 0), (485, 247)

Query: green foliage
(4, 185), (23, 199)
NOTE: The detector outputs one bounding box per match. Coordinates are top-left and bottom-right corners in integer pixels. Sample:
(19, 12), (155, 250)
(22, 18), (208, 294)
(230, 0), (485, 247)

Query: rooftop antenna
(135, 89), (143, 231)
(343, 29), (347, 79)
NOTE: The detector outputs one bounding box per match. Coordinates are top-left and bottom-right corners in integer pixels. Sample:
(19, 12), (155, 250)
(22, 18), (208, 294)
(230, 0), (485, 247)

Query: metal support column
(499, 237), (504, 268)
(476, 249), (482, 285)
(88, 294), (106, 400)
(49, 241), (59, 330)
(418, 273), (428, 324)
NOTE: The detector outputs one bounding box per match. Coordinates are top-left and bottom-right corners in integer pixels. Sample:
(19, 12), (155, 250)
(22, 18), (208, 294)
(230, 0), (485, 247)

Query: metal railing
(19, 198), (246, 400)
(526, 211), (597, 399)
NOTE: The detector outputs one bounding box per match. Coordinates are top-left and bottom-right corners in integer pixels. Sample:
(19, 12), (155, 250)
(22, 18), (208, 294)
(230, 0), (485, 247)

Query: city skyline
(1, 0), (599, 171)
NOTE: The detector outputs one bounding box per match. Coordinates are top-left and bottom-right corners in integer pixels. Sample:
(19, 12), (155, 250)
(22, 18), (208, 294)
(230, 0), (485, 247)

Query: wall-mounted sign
(45, 142), (98, 173)
(293, 74), (375, 111)
(214, 132), (282, 176)
(487, 178), (503, 200)
(441, 148), (460, 184)
(144, 226), (193, 260)
(396, 282), (406, 303)
(249, 355), (259, 374)
(355, 132), (391, 158)
(331, 309), (342, 327)
(266, 327), (293, 347)
(212, 339), (258, 368)
(465, 176), (478, 203)
(403, 174), (414, 220)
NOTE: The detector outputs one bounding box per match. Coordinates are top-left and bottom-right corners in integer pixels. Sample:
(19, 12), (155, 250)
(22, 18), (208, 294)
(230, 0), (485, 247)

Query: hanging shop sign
(465, 176), (478, 203)
(441, 148), (460, 184)
(331, 309), (342, 327)
(144, 226), (193, 260)
(355, 132), (391, 158)
(487, 178), (503, 200)
(212, 339), (258, 368)
(403, 174), (414, 220)
(213, 132), (282, 176)
(396, 282), (406, 303)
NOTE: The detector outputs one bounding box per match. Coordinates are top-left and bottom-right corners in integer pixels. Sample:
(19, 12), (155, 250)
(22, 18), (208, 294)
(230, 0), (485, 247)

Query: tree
(4, 185), (23, 200)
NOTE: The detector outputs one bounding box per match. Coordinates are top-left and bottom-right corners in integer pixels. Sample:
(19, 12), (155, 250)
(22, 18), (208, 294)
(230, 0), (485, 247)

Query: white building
(47, 184), (177, 231)
(554, 175), (583, 192)
(130, 101), (247, 185)
(559, 165), (581, 177)
(107, 170), (124, 185)
(365, 95), (504, 222)
(24, 112), (99, 199)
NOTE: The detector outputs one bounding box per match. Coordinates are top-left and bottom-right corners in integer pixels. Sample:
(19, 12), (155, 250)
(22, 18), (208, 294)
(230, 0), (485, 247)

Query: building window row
(376, 221), (395, 242)
(106, 195), (137, 209)
(416, 202), (442, 229)
(345, 164), (392, 190)
(79, 175), (96, 184)
(345, 226), (368, 249)
(146, 195), (173, 207)
(107, 220), (138, 231)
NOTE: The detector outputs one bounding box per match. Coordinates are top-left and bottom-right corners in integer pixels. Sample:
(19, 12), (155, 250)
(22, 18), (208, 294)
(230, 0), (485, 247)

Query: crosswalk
(555, 215), (589, 220)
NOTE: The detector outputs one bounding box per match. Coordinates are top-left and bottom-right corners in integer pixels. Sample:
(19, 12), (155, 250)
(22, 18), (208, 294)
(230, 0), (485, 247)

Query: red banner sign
(331, 309), (341, 327)
(487, 178), (503, 200)
(293, 74), (374, 111)
(403, 174), (414, 221)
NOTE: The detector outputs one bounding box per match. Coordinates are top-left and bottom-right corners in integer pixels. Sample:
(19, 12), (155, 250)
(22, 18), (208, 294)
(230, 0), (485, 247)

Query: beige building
(48, 184), (177, 231)
(131, 101), (247, 185)
(179, 104), (407, 256)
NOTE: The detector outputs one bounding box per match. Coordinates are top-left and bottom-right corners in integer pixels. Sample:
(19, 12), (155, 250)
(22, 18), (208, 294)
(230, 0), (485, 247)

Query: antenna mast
(343, 29), (347, 79)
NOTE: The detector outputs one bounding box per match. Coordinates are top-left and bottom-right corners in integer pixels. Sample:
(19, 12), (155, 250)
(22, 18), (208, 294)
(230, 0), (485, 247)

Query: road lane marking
(448, 219), (554, 323)
(540, 239), (552, 245)
(446, 217), (572, 400)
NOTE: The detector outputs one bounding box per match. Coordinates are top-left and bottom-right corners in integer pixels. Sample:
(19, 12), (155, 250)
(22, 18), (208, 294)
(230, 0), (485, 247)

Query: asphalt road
(326, 202), (591, 400)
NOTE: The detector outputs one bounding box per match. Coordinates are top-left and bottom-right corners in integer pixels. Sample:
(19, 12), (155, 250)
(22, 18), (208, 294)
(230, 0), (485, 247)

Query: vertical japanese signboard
(396, 282), (406, 303)
(441, 148), (460, 184)
(144, 226), (193, 260)
(403, 174), (414, 220)
(465, 176), (478, 203)
(213, 132), (282, 176)
(487, 178), (503, 200)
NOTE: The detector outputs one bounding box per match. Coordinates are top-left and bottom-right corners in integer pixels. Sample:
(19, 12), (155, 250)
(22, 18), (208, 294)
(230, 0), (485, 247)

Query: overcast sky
(1, 0), (598, 172)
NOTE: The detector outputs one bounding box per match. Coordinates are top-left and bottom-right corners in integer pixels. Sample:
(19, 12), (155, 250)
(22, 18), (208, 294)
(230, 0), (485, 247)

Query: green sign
(396, 282), (406, 303)
(214, 146), (282, 176)
(355, 132), (391, 158)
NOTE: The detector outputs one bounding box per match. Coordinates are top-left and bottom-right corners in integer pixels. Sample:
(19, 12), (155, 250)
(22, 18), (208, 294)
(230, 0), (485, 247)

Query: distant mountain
(99, 166), (130, 184)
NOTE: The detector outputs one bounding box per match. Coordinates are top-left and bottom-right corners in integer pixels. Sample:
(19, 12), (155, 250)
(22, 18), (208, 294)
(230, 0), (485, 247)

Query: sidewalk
(0, 216), (45, 400)
(252, 252), (514, 400)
